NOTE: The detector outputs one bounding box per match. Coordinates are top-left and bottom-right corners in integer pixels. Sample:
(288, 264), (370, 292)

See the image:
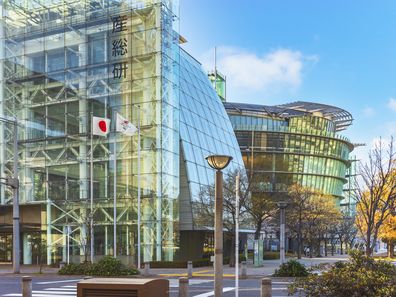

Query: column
(0, 0), (5, 204)
(79, 36), (88, 201)
(23, 234), (32, 265)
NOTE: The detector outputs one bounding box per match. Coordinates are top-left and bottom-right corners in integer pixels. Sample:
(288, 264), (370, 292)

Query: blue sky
(179, 0), (396, 160)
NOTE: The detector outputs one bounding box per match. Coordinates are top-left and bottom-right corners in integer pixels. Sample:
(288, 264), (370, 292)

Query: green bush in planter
(58, 256), (139, 276)
(288, 250), (396, 297)
(273, 259), (309, 277)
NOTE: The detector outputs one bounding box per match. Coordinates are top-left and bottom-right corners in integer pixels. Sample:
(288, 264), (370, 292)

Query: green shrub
(263, 251), (280, 260)
(58, 256), (139, 276)
(58, 262), (93, 275)
(288, 250), (396, 297)
(273, 259), (309, 277)
(262, 251), (295, 260)
(193, 258), (212, 267)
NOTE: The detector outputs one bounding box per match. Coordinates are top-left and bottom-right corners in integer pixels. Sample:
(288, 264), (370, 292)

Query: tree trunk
(254, 219), (262, 240)
(387, 242), (395, 258)
(39, 250), (43, 274)
(366, 229), (373, 256)
(387, 242), (391, 258)
(297, 213), (302, 259)
(365, 245), (372, 257)
(297, 226), (302, 259)
(340, 241), (343, 255)
(324, 237), (328, 256)
(229, 233), (235, 267)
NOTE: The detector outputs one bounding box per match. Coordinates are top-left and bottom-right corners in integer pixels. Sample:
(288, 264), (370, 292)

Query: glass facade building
(0, 0), (243, 264)
(224, 101), (354, 202)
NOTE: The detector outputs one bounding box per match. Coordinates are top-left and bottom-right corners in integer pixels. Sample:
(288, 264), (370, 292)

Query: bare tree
(31, 233), (47, 273)
(77, 203), (98, 263)
(195, 169), (250, 267)
(335, 214), (357, 254)
(287, 184), (341, 258)
(355, 137), (396, 256)
(287, 184), (316, 259)
(245, 188), (276, 241)
(301, 195), (340, 257)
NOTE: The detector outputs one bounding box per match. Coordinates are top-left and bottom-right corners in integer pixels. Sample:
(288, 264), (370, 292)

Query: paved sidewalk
(155, 254), (349, 278)
(0, 254), (349, 277)
(0, 265), (61, 275)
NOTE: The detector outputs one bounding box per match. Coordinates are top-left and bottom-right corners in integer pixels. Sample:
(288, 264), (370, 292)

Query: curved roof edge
(224, 101), (353, 132)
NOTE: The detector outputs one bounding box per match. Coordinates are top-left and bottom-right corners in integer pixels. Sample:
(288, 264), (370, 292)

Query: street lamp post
(0, 117), (19, 273)
(277, 201), (288, 265)
(206, 155), (232, 297)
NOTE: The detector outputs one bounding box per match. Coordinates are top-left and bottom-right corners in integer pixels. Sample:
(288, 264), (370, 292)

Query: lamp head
(205, 155), (233, 171)
(277, 201), (288, 209)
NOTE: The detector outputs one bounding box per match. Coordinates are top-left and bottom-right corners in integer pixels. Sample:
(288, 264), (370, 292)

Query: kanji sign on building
(112, 38), (128, 57)
(112, 15), (128, 33)
(112, 62), (128, 79)
(111, 14), (129, 79)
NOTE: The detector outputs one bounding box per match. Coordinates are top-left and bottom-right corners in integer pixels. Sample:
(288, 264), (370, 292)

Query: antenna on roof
(208, 47), (227, 101)
(214, 46), (217, 95)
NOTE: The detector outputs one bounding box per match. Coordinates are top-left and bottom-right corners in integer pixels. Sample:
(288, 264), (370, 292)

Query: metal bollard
(21, 276), (32, 297)
(261, 278), (272, 297)
(144, 262), (150, 276)
(179, 277), (189, 297)
(241, 261), (247, 279)
(187, 260), (193, 278)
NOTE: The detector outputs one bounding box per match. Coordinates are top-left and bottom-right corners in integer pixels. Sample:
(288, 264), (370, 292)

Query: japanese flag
(92, 116), (111, 136)
(116, 113), (137, 136)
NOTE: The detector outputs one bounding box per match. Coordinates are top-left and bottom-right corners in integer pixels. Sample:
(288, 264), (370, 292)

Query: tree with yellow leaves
(378, 213), (396, 258)
(355, 137), (396, 256)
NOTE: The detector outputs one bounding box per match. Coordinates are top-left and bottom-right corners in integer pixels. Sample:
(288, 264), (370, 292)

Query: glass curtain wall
(1, 0), (179, 264)
(228, 113), (353, 199)
(179, 50), (244, 230)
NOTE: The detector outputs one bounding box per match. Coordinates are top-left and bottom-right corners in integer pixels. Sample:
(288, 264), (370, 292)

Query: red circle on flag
(99, 120), (107, 132)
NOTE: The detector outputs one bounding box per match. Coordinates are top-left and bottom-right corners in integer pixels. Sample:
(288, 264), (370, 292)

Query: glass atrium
(0, 0), (244, 264)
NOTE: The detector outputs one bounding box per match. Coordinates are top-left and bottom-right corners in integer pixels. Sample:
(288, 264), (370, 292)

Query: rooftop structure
(225, 101), (353, 131)
(224, 101), (355, 201)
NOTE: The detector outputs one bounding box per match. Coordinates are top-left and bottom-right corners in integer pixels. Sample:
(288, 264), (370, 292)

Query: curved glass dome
(224, 102), (354, 200)
(179, 50), (244, 230)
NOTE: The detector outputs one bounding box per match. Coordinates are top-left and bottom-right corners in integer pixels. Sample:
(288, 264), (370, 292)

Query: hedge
(58, 256), (139, 276)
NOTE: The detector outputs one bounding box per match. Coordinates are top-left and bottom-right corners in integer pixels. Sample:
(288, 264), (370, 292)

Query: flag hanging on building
(92, 116), (111, 136)
(116, 113), (138, 136)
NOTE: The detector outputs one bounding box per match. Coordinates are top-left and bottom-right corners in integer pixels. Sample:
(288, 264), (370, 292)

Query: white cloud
(388, 97), (396, 111)
(362, 106), (375, 117)
(199, 46), (318, 101)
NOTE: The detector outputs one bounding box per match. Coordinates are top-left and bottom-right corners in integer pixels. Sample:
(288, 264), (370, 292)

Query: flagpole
(113, 132), (117, 258)
(90, 112), (94, 263)
(137, 106), (141, 269)
(235, 173), (240, 297)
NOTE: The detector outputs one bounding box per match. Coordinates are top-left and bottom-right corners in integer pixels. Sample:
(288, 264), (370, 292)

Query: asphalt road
(0, 275), (298, 297)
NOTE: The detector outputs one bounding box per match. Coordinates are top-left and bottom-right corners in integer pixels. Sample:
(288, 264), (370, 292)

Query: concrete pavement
(0, 254), (349, 277)
(155, 254), (349, 278)
(0, 265), (60, 275)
